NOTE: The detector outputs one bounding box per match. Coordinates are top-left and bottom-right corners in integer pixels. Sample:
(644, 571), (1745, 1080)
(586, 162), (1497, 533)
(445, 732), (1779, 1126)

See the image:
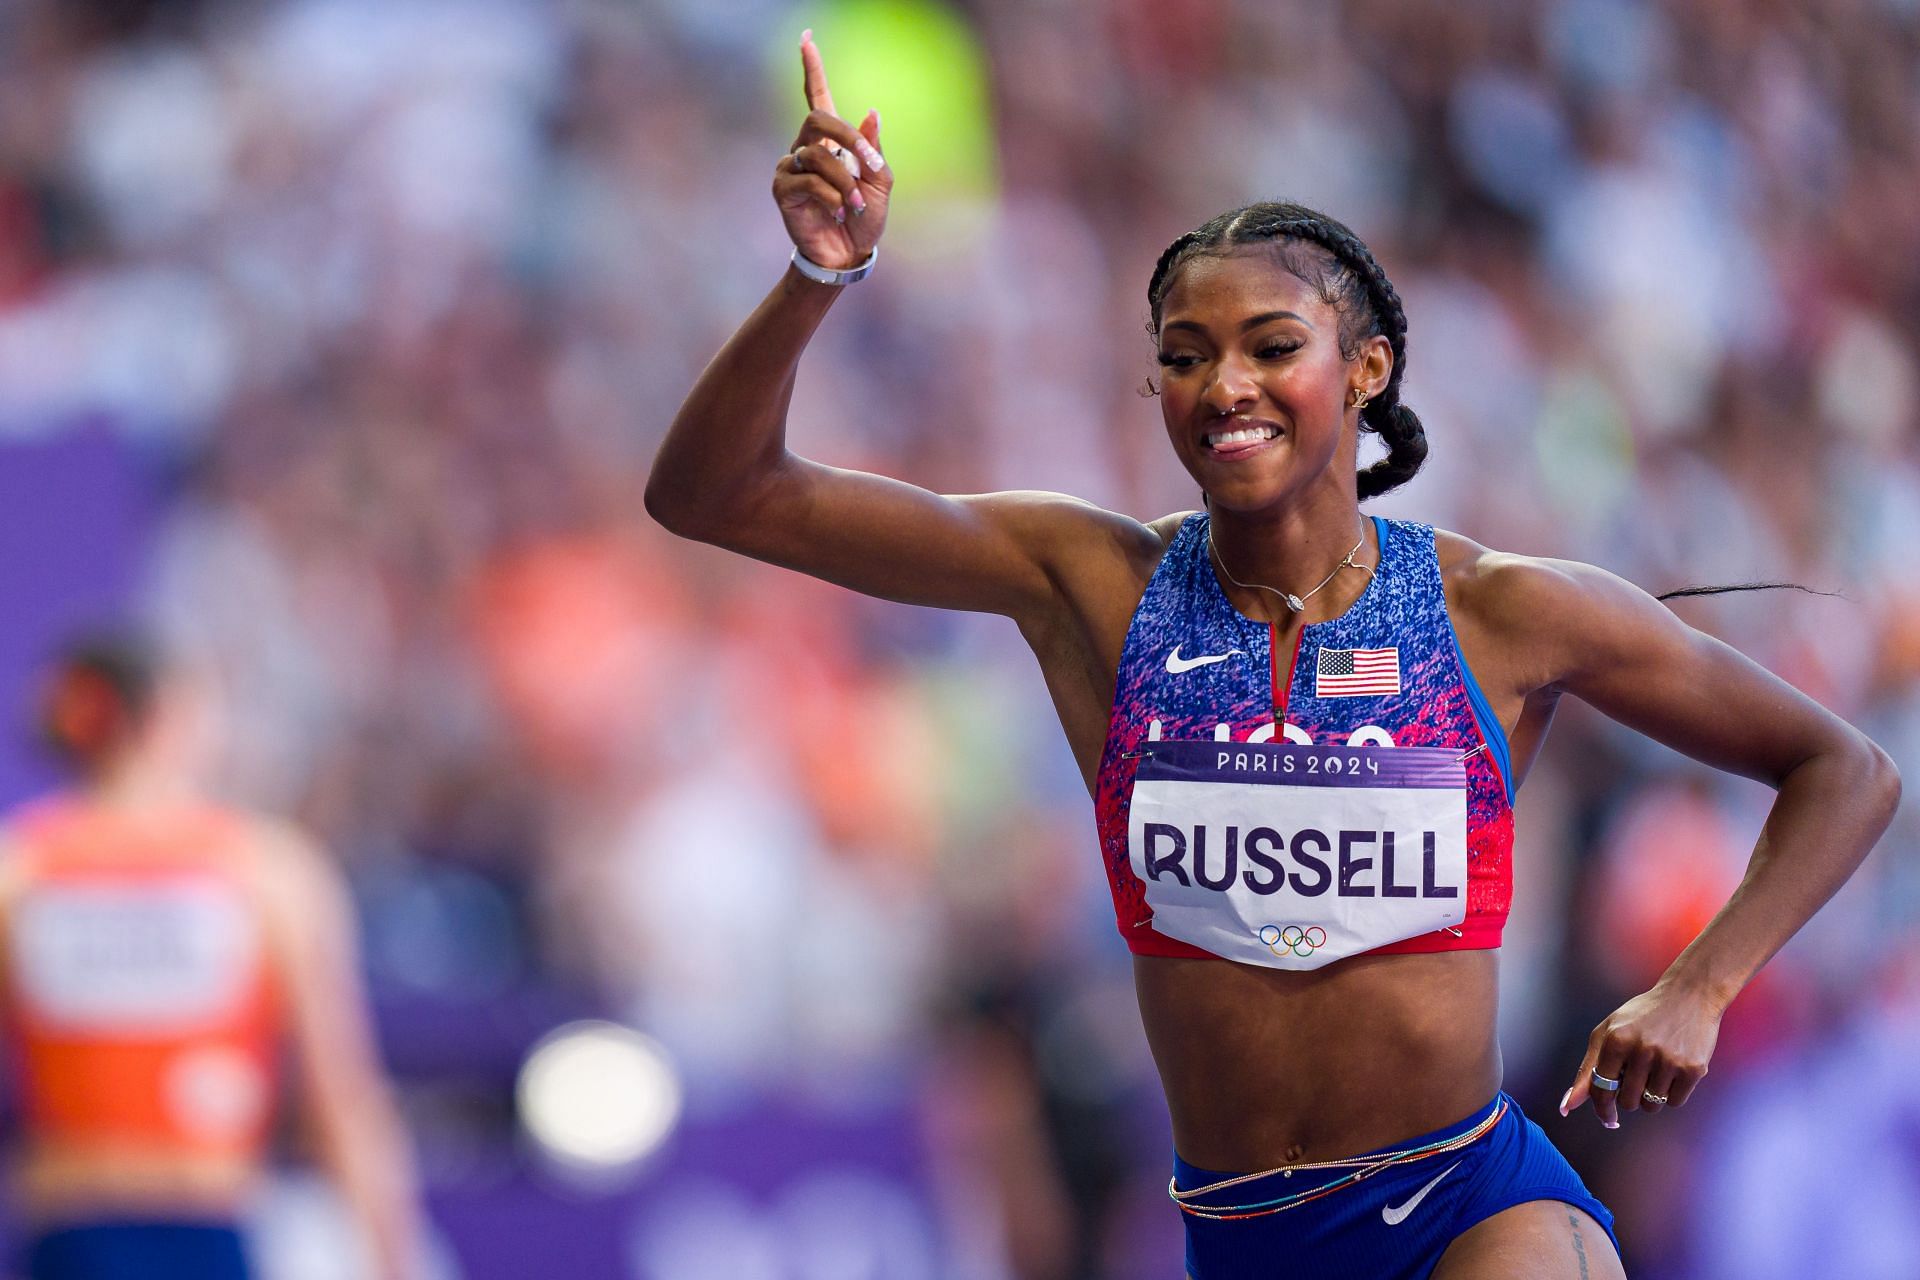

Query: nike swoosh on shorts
(1381, 1159), (1464, 1226)
(1165, 646), (1241, 674)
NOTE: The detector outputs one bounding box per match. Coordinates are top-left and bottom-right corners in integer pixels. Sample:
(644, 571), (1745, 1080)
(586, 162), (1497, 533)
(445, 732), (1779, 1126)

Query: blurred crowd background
(0, 0), (1917, 1276)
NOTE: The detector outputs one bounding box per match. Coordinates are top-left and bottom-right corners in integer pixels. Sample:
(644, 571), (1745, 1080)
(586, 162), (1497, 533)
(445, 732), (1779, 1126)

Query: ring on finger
(1642, 1090), (1668, 1106)
(828, 145), (861, 178)
(789, 143), (858, 181)
(1589, 1070), (1622, 1093)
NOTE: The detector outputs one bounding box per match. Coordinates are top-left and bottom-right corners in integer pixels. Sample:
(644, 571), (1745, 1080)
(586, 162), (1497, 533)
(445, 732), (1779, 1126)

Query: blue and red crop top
(1093, 512), (1513, 963)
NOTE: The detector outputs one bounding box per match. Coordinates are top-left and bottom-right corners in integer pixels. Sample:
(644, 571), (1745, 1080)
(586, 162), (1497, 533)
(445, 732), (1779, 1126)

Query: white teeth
(1205, 424), (1279, 447)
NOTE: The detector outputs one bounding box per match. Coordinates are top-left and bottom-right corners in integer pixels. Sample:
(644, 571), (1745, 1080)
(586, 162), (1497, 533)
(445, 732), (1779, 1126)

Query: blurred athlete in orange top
(0, 633), (423, 1280)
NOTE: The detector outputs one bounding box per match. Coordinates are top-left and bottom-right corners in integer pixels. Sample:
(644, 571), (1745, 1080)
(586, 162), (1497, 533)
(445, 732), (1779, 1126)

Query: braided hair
(1146, 201), (1426, 501)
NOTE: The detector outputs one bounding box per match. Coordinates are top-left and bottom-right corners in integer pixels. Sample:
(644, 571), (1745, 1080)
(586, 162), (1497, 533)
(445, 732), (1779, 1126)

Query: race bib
(1128, 741), (1468, 970)
(10, 880), (261, 1030)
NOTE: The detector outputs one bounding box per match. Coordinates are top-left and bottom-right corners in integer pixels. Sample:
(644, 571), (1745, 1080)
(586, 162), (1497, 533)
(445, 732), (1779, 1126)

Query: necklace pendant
(1284, 593), (1305, 614)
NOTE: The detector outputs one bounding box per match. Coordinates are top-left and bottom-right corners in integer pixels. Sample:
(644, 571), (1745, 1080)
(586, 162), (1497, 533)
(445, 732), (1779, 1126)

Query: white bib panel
(11, 880), (260, 1031)
(1128, 742), (1468, 969)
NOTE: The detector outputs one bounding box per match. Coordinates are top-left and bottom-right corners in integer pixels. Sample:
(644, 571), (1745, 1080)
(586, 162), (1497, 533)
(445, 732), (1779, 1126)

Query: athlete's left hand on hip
(1558, 983), (1723, 1129)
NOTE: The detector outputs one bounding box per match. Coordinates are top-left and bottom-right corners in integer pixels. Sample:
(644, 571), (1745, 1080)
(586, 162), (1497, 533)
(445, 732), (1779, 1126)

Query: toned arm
(1464, 554), (1900, 1124)
(645, 268), (1150, 622)
(256, 825), (424, 1280)
(646, 35), (1155, 626)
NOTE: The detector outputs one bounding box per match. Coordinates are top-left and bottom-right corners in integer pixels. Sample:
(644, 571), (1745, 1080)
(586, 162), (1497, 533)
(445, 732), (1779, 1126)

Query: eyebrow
(1161, 310), (1314, 336)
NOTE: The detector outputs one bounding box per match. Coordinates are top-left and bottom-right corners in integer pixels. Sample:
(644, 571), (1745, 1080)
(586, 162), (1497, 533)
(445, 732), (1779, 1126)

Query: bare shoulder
(1009, 497), (1189, 623)
(1121, 508), (1195, 583)
(1144, 509), (1197, 550)
(1434, 528), (1591, 622)
(1431, 527), (1552, 639)
(1434, 527), (1887, 789)
(231, 812), (349, 932)
(1433, 528), (1675, 696)
(1004, 491), (1175, 587)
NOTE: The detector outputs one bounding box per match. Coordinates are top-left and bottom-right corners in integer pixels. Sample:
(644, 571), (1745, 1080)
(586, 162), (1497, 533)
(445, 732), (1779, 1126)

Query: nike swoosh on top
(1381, 1160), (1463, 1226)
(1165, 646), (1242, 674)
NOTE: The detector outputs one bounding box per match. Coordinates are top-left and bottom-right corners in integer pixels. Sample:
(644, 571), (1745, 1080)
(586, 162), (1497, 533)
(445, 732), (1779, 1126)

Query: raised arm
(645, 32), (1147, 621)
(1471, 557), (1900, 1128)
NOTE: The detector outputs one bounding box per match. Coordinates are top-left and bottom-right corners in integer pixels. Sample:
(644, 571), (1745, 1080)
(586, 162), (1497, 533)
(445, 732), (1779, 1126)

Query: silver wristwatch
(790, 246), (878, 286)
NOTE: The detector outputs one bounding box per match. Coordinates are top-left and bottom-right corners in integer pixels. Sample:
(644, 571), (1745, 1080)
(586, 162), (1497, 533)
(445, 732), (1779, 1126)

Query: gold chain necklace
(1207, 523), (1373, 617)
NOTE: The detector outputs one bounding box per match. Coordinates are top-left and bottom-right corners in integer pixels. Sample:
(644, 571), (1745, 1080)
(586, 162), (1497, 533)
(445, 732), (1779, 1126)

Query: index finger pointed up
(799, 29), (839, 118)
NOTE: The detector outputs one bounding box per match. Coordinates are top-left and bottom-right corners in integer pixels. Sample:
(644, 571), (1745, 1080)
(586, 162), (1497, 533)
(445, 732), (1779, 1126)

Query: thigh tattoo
(1568, 1209), (1591, 1280)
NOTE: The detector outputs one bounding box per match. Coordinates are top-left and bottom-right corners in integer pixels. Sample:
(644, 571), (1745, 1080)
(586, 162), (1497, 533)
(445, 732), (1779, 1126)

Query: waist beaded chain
(1168, 1097), (1508, 1221)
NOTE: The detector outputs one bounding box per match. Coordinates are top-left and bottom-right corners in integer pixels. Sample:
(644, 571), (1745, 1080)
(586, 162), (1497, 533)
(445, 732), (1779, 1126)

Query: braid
(1146, 229), (1210, 313)
(1359, 403), (1428, 501)
(1147, 201), (1429, 500)
(1655, 582), (1834, 602)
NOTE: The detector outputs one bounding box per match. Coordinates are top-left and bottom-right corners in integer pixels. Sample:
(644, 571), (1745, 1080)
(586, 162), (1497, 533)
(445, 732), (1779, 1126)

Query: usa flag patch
(1315, 647), (1401, 697)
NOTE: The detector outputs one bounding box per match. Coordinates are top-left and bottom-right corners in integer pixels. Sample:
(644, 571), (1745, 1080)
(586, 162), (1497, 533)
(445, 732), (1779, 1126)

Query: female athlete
(645, 33), (1901, 1279)
(0, 635), (423, 1280)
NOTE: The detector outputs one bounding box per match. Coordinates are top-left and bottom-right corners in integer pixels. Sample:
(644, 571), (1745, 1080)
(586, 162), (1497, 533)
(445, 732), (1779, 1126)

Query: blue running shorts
(26, 1221), (251, 1280)
(1172, 1091), (1619, 1279)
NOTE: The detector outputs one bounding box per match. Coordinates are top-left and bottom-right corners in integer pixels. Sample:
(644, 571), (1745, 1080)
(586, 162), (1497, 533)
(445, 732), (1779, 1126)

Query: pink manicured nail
(1558, 1090), (1572, 1116)
(857, 141), (885, 171)
(848, 188), (866, 214)
(834, 206), (845, 225)
(1604, 1120), (1619, 1130)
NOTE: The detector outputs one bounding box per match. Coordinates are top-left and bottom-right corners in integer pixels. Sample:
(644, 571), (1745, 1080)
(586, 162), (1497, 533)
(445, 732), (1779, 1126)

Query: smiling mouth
(1202, 419), (1282, 452)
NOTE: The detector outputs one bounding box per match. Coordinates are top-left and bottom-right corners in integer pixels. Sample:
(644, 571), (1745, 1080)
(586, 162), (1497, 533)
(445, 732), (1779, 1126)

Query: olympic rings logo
(1258, 924), (1327, 959)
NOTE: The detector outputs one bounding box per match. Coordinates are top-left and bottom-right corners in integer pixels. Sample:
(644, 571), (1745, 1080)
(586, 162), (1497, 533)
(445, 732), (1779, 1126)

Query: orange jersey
(2, 797), (282, 1162)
